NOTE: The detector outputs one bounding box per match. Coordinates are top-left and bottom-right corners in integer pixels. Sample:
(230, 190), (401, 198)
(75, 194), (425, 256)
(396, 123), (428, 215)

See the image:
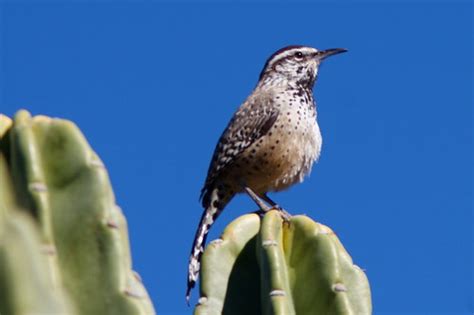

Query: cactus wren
(186, 45), (347, 302)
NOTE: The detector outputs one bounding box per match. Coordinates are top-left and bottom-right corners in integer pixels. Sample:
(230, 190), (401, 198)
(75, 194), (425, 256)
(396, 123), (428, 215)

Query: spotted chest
(225, 87), (322, 194)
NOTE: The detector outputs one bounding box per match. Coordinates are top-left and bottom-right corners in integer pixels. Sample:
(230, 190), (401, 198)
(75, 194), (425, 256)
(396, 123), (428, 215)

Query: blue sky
(1, 1), (472, 314)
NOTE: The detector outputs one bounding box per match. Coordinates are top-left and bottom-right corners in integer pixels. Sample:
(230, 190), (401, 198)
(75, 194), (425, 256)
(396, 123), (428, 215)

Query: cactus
(0, 111), (155, 315)
(0, 211), (73, 315)
(194, 211), (371, 315)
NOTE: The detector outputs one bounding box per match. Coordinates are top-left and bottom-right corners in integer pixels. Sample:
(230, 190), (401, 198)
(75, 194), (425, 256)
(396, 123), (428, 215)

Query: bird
(186, 45), (347, 303)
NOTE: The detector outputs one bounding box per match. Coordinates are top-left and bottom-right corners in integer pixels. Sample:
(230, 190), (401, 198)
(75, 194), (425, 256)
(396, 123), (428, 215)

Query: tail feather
(186, 187), (232, 304)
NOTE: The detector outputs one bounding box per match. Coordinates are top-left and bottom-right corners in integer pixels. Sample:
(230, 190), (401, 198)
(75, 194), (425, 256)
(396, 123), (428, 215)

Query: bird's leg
(262, 193), (292, 221)
(261, 194), (281, 209)
(244, 187), (291, 221)
(243, 186), (272, 213)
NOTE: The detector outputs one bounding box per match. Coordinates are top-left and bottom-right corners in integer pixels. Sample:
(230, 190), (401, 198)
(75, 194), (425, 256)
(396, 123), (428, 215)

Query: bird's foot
(253, 207), (291, 223)
(272, 206), (291, 222)
(244, 187), (291, 222)
(253, 209), (267, 218)
(244, 187), (272, 212)
(260, 203), (292, 222)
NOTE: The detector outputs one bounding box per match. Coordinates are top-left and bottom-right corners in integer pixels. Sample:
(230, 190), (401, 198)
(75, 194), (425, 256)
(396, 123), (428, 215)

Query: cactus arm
(284, 215), (372, 314)
(0, 114), (72, 315)
(195, 213), (261, 315)
(0, 110), (155, 315)
(195, 210), (372, 315)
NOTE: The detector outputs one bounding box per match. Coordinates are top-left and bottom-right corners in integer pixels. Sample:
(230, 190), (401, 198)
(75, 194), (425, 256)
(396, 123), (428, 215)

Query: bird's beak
(314, 48), (348, 60)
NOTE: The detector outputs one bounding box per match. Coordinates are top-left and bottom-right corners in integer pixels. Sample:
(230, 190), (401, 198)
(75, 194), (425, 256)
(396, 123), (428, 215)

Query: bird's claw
(253, 209), (267, 217)
(276, 208), (292, 223)
(253, 206), (291, 222)
(267, 205), (292, 222)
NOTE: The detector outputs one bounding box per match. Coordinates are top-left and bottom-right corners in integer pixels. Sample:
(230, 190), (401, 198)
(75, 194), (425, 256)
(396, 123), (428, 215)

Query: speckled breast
(226, 89), (322, 194)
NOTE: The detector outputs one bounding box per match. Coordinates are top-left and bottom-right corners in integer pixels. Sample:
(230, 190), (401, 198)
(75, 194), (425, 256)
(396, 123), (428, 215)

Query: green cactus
(0, 111), (155, 315)
(194, 211), (371, 315)
(0, 211), (73, 315)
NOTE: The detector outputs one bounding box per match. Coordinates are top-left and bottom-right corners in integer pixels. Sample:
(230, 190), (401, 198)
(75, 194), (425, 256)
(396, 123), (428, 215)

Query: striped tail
(186, 187), (232, 304)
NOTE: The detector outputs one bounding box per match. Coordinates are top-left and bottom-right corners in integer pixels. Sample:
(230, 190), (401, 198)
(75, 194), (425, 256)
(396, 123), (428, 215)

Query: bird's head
(259, 45), (347, 88)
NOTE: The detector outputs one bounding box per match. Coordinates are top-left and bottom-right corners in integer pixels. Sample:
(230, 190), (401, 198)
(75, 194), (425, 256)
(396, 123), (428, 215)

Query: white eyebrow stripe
(266, 47), (317, 68)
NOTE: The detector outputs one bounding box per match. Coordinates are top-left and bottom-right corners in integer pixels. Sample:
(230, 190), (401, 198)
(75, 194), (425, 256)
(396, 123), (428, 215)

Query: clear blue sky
(1, 1), (472, 314)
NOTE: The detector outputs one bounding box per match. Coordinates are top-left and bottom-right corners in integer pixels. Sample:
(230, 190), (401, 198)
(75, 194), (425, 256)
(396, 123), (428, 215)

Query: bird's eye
(295, 52), (304, 59)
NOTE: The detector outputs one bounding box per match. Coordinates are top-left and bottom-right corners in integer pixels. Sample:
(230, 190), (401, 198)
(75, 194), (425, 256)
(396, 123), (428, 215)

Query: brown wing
(200, 94), (279, 206)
